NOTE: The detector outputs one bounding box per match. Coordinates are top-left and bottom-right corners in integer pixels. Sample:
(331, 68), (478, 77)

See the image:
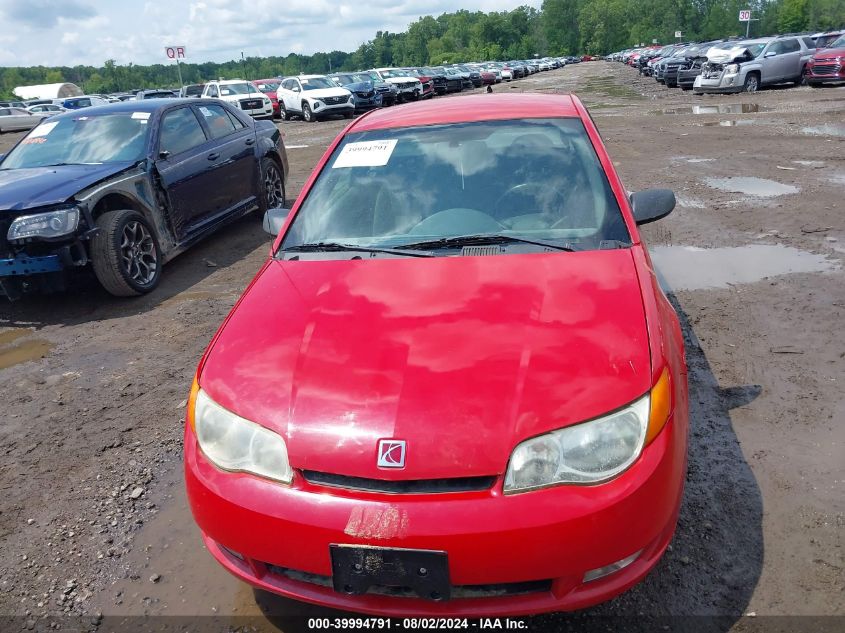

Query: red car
(805, 32), (845, 86)
(185, 93), (689, 616)
(253, 79), (281, 118)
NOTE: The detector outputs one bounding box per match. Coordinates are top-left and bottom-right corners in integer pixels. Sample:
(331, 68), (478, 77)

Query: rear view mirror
(630, 189), (676, 225)
(263, 207), (290, 236)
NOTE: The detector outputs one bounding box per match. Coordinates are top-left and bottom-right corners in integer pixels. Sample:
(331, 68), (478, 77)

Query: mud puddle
(0, 329), (53, 370)
(705, 176), (799, 197)
(650, 244), (837, 291)
(696, 119), (771, 127)
(654, 103), (772, 115)
(801, 123), (845, 138)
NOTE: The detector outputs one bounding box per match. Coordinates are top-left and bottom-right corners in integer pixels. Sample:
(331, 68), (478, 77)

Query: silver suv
(693, 36), (816, 94)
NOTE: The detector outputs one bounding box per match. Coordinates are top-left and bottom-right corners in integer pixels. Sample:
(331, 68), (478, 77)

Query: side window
(782, 39), (800, 53)
(0, 109), (10, 116)
(803, 37), (815, 49)
(291, 80), (301, 92)
(159, 107), (208, 155)
(80, 99), (91, 107)
(196, 104), (237, 139)
(226, 111), (246, 130)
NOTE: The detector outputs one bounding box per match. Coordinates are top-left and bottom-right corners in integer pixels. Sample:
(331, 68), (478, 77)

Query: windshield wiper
(281, 242), (433, 258)
(399, 234), (577, 252)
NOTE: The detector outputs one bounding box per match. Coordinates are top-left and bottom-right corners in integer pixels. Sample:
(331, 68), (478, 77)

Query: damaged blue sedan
(0, 99), (287, 299)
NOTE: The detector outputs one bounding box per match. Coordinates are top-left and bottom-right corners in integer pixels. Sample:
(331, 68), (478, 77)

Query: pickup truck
(201, 80), (274, 118)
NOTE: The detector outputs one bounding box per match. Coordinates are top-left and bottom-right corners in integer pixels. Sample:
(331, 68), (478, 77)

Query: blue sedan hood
(343, 81), (375, 92)
(0, 162), (135, 212)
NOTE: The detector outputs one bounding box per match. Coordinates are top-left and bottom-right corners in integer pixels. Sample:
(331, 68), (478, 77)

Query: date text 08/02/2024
(307, 618), (529, 629)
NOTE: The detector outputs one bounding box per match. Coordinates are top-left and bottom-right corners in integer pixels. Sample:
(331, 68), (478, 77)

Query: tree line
(2, 0), (842, 98)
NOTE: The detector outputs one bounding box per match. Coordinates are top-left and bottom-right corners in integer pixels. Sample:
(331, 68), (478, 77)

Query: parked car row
(608, 28), (844, 93)
(267, 58), (571, 123)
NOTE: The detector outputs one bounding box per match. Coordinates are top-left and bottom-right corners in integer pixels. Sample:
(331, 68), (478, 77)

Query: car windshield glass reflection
(301, 78), (337, 90)
(219, 83), (257, 95)
(281, 118), (630, 256)
(1, 113), (150, 168)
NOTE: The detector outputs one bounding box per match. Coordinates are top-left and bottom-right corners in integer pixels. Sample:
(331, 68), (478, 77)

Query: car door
(778, 38), (802, 80)
(8, 108), (38, 131)
(281, 78), (302, 113)
(153, 105), (217, 240)
(193, 102), (259, 220)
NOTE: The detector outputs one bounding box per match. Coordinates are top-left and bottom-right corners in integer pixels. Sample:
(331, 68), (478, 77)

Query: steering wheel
(495, 182), (569, 226)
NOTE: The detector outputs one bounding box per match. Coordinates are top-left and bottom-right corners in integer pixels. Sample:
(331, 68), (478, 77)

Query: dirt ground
(0, 63), (842, 631)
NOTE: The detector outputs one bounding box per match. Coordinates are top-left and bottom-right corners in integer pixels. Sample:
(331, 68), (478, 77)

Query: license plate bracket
(330, 545), (450, 601)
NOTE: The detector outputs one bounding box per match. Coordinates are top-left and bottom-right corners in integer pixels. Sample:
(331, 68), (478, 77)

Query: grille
(323, 96), (347, 105)
(812, 64), (840, 76)
(239, 98), (263, 109)
(0, 217), (11, 257)
(302, 470), (496, 494)
(266, 565), (552, 600)
(355, 90), (375, 98)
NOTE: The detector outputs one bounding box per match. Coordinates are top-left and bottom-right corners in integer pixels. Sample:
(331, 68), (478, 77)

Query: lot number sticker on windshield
(333, 139), (398, 169)
(131, 112), (151, 120)
(29, 121), (59, 138)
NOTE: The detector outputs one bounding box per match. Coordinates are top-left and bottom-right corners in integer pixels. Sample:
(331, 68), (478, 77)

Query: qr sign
(739, 10), (752, 21)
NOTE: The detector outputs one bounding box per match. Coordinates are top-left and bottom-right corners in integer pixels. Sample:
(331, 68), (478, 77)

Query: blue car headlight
(8, 207), (80, 240)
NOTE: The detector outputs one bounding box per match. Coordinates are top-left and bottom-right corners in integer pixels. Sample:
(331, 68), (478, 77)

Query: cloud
(1, 0), (542, 67)
(1, 0), (96, 28)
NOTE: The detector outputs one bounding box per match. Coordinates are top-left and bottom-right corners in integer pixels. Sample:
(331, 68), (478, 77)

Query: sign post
(738, 10), (757, 38)
(165, 46), (187, 91)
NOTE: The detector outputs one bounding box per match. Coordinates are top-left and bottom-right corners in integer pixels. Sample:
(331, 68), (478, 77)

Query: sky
(0, 0), (542, 68)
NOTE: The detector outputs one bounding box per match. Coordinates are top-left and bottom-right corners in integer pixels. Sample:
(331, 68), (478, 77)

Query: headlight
(725, 64), (739, 74)
(8, 207), (80, 240)
(504, 370), (671, 493)
(191, 386), (292, 484)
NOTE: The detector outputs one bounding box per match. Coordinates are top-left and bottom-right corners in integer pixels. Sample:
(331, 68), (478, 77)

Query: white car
(0, 107), (49, 133)
(26, 104), (66, 114)
(201, 80), (273, 119)
(276, 75), (354, 122)
(369, 68), (423, 102)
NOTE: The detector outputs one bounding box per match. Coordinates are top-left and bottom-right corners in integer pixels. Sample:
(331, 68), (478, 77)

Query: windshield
(830, 34), (845, 48)
(379, 70), (411, 79)
(255, 81), (279, 92)
(280, 118), (629, 255)
(301, 77), (337, 90)
(0, 113), (150, 168)
(218, 83), (256, 96)
(748, 43), (768, 58)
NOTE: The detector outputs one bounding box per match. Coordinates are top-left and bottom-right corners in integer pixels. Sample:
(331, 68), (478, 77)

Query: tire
(302, 102), (315, 122)
(279, 103), (289, 121)
(90, 210), (162, 297)
(259, 157), (286, 212)
(344, 112), (354, 119)
(795, 67), (807, 86)
(681, 85), (691, 91)
(743, 72), (760, 93)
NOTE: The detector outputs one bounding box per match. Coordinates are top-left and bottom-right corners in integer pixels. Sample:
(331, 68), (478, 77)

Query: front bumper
(0, 253), (63, 277)
(185, 412), (686, 616)
(352, 94), (384, 110)
(806, 64), (845, 84)
(311, 101), (355, 117)
(693, 73), (743, 94)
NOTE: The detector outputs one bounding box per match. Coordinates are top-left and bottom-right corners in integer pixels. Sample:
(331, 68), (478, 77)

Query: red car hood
(201, 250), (652, 480)
(813, 46), (845, 59)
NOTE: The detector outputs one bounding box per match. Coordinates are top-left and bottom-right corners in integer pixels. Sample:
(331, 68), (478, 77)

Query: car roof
(46, 98), (207, 118)
(351, 94), (580, 132)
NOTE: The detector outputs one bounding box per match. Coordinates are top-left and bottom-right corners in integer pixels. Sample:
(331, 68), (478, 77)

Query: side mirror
(263, 207), (290, 236)
(630, 189), (676, 225)
(764, 51), (777, 58)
